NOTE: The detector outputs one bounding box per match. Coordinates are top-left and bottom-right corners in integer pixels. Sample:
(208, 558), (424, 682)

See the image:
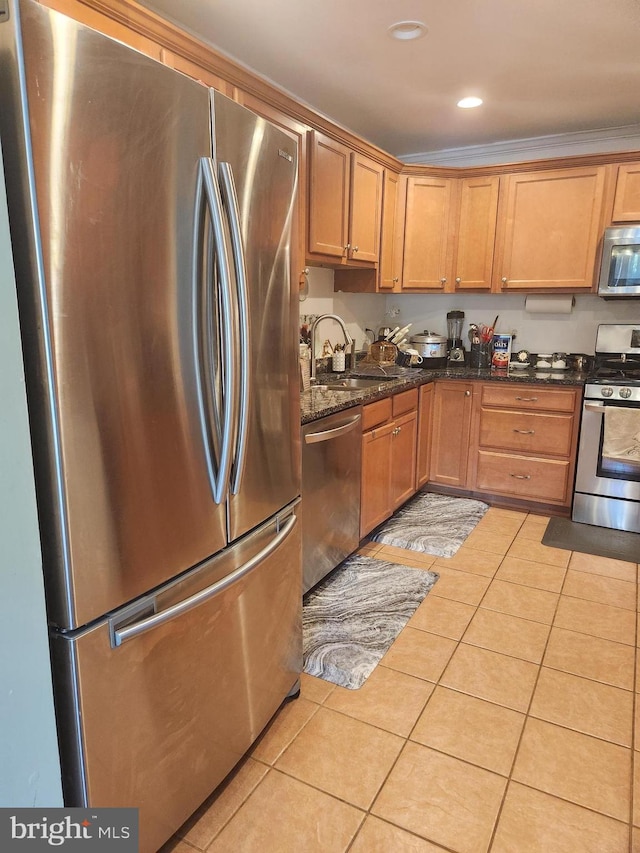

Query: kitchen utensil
(446, 310), (464, 342)
(572, 353), (591, 371)
(409, 331), (448, 367)
(377, 326), (393, 340)
(368, 340), (398, 365)
(409, 331), (448, 358)
(391, 323), (412, 343)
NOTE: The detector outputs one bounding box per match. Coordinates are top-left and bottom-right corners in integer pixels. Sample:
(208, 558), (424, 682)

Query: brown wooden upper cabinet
(453, 175), (500, 291)
(378, 169), (404, 290)
(611, 162), (640, 222)
(307, 130), (383, 265)
(401, 175), (454, 290)
(399, 174), (499, 293)
(493, 166), (607, 291)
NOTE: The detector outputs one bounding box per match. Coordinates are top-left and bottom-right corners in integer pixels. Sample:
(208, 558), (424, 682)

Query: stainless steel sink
(324, 378), (387, 390)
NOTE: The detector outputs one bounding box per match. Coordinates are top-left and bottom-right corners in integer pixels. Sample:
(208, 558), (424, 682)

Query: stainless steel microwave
(598, 225), (640, 297)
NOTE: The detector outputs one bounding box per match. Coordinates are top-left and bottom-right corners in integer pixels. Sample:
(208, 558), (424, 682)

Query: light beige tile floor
(163, 507), (639, 853)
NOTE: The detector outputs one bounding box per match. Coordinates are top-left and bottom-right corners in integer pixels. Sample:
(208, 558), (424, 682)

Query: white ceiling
(140, 0), (640, 162)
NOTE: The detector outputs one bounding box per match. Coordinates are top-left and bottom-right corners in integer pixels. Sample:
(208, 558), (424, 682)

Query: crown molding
(401, 125), (640, 167)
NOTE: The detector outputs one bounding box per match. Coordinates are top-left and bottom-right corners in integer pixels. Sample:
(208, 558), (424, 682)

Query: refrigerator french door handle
(111, 513), (297, 647)
(194, 157), (236, 505)
(218, 161), (250, 495)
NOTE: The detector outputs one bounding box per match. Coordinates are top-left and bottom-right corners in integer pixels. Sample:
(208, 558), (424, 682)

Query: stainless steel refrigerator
(0, 1), (302, 849)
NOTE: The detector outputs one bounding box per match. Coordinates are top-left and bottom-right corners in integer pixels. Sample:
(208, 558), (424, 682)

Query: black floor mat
(542, 516), (640, 563)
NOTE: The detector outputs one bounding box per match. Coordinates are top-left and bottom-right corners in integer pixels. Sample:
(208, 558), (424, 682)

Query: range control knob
(619, 387), (632, 399)
(601, 387), (614, 397)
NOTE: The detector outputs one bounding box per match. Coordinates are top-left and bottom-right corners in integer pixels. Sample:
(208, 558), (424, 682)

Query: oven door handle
(584, 402), (605, 413)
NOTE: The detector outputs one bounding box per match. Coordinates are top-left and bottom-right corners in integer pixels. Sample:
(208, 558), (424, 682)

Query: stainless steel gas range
(573, 324), (640, 534)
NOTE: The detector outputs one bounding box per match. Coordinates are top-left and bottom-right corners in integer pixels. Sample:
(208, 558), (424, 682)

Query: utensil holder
(469, 342), (492, 368)
(332, 351), (345, 372)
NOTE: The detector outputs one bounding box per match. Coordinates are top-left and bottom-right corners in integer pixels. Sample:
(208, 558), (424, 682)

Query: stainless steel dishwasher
(301, 407), (362, 593)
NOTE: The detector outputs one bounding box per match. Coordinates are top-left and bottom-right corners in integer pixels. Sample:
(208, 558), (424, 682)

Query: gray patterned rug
(302, 554), (439, 690)
(370, 491), (489, 558)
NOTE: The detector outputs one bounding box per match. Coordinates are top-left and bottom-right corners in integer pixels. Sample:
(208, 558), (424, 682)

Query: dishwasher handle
(304, 413), (361, 444)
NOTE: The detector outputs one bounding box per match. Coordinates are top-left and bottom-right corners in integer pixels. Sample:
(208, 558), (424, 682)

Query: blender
(446, 310), (465, 363)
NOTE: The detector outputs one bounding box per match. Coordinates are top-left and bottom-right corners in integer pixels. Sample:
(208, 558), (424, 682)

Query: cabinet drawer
(480, 384), (577, 413)
(392, 387), (418, 417)
(476, 450), (570, 504)
(362, 397), (392, 431)
(479, 409), (574, 456)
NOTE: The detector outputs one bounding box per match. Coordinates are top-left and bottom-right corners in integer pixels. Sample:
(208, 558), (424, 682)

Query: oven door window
(597, 401), (640, 482)
(608, 245), (640, 290)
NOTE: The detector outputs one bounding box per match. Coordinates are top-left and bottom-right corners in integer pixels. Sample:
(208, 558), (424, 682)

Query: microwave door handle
(218, 162), (250, 496)
(198, 157), (236, 505)
(110, 514), (297, 646)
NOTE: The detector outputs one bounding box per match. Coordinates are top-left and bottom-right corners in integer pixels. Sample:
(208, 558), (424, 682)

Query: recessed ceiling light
(388, 20), (427, 41)
(457, 96), (483, 109)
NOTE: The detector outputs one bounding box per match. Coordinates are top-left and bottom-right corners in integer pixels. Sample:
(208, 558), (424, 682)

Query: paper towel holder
(524, 294), (575, 314)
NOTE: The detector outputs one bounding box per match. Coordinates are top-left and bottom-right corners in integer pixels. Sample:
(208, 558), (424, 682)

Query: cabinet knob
(501, 276), (508, 283)
(353, 245), (359, 253)
(344, 243), (351, 253)
(464, 390), (471, 396)
(455, 277), (461, 284)
(393, 277), (399, 283)
(440, 277), (447, 284)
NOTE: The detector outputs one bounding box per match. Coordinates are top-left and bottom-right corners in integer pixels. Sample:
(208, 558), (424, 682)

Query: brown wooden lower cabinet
(360, 388), (418, 538)
(416, 383), (433, 488)
(358, 377), (581, 539)
(360, 422), (394, 538)
(473, 382), (581, 508)
(475, 451), (571, 503)
(429, 381), (474, 488)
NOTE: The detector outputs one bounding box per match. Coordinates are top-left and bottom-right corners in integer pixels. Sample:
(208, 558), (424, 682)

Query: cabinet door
(378, 170), (403, 290)
(494, 166), (606, 291)
(402, 175), (454, 290)
(416, 384), (434, 488)
(308, 131), (350, 258)
(453, 176), (499, 291)
(349, 153), (383, 263)
(611, 163), (640, 222)
(430, 382), (474, 487)
(391, 410), (417, 508)
(360, 423), (394, 538)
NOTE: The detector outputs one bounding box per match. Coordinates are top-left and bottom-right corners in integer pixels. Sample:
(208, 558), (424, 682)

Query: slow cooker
(409, 331), (448, 368)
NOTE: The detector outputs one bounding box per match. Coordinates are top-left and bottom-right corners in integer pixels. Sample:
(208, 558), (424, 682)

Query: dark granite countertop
(300, 364), (587, 425)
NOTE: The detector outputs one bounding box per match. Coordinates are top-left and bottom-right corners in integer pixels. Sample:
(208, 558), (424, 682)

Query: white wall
(300, 266), (386, 350)
(0, 142), (63, 806)
(309, 269), (640, 356)
(379, 292), (640, 356)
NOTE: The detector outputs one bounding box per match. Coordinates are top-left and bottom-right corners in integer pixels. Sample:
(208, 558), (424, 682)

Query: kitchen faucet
(309, 314), (356, 380)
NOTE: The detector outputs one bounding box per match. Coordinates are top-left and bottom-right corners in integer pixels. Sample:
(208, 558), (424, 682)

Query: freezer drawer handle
(111, 514), (297, 647)
(304, 414), (361, 444)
